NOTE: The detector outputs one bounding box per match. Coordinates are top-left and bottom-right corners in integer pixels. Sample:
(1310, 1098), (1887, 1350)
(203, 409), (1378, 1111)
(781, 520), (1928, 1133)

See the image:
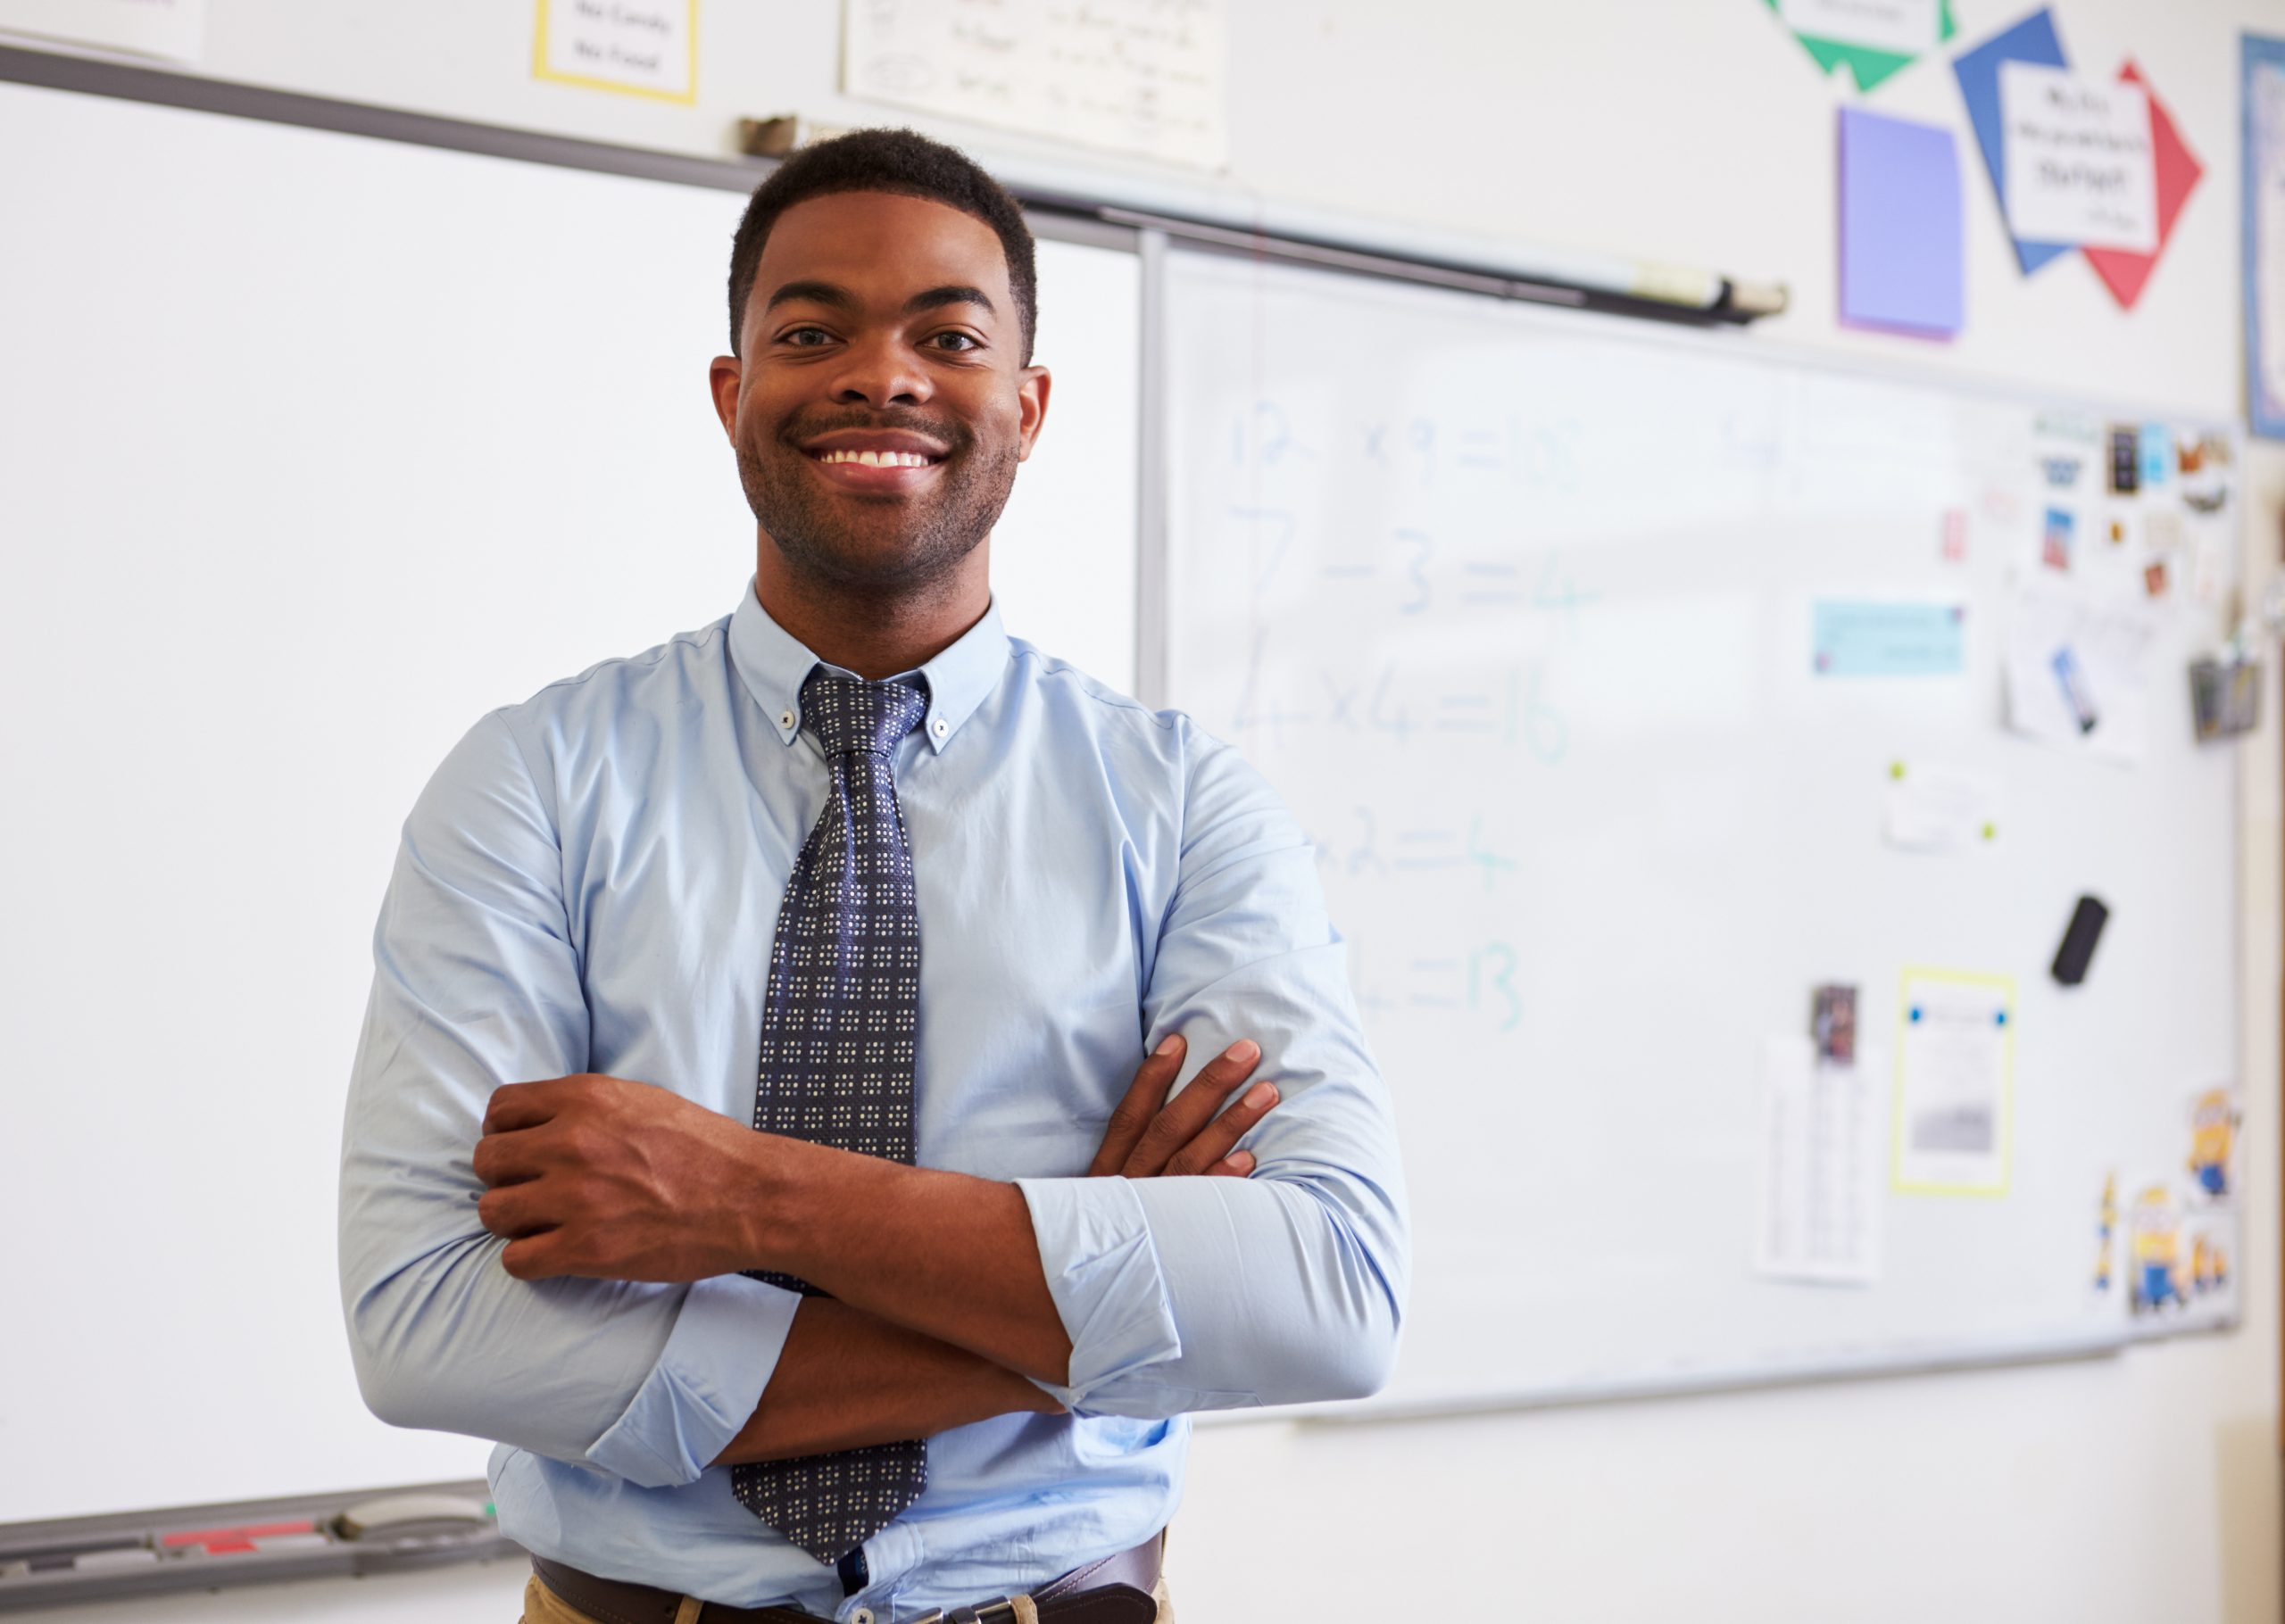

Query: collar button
(780, 709), (795, 730)
(931, 718), (949, 739)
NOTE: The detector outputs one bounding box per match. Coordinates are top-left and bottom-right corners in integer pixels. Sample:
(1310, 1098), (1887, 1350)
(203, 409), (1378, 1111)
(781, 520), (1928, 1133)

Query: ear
(708, 354), (743, 441)
(1014, 365), (1052, 462)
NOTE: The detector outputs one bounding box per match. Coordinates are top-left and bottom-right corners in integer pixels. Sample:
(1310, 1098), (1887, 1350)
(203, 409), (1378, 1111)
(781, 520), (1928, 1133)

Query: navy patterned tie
(732, 668), (929, 1566)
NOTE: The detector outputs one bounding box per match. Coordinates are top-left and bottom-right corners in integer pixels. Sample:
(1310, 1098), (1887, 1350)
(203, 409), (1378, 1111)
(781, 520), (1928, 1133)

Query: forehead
(755, 191), (1013, 307)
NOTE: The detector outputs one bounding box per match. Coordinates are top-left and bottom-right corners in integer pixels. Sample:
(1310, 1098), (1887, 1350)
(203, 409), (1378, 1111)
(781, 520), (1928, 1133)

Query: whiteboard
(1161, 248), (2246, 1414)
(0, 76), (1138, 1523)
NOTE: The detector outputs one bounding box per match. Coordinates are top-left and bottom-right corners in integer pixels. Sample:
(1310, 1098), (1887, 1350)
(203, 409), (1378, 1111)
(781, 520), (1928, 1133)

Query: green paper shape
(1762, 0), (1957, 93)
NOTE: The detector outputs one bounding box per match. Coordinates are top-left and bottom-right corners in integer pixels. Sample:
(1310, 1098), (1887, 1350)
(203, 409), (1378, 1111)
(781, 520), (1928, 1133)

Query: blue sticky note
(1812, 601), (1966, 677)
(1839, 108), (1964, 336)
(1952, 7), (2073, 276)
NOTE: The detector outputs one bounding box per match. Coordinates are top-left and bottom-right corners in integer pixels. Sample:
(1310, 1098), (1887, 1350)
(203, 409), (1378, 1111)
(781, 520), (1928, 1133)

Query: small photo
(1811, 983), (1857, 1064)
(2041, 507), (2074, 571)
(2107, 425), (2140, 494)
(2143, 559), (2169, 598)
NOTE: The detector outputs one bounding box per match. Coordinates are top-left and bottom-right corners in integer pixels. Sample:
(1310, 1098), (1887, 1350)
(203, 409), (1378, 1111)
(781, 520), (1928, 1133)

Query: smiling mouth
(807, 447), (943, 468)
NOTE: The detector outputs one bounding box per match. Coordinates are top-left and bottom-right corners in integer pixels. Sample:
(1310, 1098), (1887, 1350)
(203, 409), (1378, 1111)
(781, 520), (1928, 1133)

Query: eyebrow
(763, 280), (998, 319)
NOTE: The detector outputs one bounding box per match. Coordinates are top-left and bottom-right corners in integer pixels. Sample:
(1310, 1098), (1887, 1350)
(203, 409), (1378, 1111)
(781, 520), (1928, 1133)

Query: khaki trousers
(519, 1569), (1175, 1624)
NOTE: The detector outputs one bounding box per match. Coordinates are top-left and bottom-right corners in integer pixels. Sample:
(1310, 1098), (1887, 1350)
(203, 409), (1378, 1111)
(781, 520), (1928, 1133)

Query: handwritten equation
(1183, 398), (1613, 1049)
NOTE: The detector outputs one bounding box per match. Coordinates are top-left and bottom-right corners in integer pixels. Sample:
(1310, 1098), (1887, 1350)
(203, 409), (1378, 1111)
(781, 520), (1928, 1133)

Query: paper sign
(1954, 7), (2073, 275)
(1778, 0), (1939, 56)
(534, 0), (697, 104)
(1812, 599), (1965, 677)
(1883, 761), (1998, 852)
(1999, 62), (2158, 253)
(1893, 968), (2014, 1195)
(1839, 108), (1964, 336)
(0, 0), (203, 60)
(2003, 584), (2154, 764)
(845, 0), (1229, 170)
(2083, 62), (2202, 311)
(1757, 1035), (1884, 1284)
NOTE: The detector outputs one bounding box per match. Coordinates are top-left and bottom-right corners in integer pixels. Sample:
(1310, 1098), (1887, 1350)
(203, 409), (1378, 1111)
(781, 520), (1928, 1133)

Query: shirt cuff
(582, 1273), (800, 1487)
(1013, 1176), (1184, 1410)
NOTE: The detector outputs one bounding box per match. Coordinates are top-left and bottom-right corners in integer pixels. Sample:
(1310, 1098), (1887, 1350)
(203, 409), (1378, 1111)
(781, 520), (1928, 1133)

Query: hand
(1086, 1035), (1279, 1178)
(473, 1073), (785, 1282)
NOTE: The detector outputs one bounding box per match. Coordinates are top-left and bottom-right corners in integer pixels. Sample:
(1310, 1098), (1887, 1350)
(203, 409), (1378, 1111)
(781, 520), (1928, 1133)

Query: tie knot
(801, 669), (926, 758)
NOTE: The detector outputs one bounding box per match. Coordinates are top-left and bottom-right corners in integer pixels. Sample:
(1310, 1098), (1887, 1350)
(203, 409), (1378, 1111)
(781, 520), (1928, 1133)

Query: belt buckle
(910, 1599), (1017, 1624)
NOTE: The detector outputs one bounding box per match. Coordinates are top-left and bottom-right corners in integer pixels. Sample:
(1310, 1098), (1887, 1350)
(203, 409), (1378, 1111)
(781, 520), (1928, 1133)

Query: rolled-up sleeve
(337, 709), (799, 1485)
(1017, 729), (1410, 1417)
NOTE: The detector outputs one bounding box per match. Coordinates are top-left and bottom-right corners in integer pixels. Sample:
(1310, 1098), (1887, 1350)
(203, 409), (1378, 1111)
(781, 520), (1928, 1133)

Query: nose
(827, 333), (933, 410)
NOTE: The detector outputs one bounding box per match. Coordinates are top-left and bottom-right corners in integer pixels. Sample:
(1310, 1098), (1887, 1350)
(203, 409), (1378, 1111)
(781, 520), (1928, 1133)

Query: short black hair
(727, 127), (1037, 365)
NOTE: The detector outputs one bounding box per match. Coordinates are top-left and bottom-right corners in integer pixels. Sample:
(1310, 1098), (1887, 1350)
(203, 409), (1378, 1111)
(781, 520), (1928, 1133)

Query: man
(338, 128), (1408, 1624)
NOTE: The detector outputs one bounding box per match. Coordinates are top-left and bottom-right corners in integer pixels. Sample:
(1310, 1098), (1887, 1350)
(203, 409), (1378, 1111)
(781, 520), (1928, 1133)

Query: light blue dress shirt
(337, 580), (1408, 1618)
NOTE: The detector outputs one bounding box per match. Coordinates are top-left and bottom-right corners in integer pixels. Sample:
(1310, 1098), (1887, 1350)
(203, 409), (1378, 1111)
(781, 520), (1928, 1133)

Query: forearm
(710, 1297), (1061, 1464)
(764, 1143), (1075, 1385)
(343, 1218), (797, 1485)
(1025, 1172), (1404, 1416)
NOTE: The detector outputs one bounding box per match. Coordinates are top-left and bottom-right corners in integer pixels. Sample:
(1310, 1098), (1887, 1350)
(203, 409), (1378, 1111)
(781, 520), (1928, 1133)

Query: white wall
(9, 2), (2278, 1620)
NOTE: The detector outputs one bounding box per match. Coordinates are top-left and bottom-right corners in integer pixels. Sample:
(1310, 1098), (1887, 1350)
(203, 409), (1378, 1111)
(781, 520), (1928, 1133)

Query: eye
(926, 331), (982, 352)
(778, 326), (835, 347)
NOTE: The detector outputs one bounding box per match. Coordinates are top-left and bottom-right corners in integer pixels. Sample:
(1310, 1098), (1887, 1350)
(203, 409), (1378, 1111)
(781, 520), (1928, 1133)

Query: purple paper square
(1839, 106), (1965, 337)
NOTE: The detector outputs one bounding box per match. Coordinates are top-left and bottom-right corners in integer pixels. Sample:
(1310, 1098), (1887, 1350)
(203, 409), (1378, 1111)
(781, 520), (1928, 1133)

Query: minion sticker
(2189, 1229), (2233, 1296)
(2187, 1088), (2240, 1204)
(2128, 1183), (2187, 1315)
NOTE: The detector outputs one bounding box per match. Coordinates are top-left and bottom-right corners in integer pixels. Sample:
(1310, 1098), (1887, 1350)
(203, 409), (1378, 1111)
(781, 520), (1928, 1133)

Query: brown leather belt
(530, 1532), (1161, 1624)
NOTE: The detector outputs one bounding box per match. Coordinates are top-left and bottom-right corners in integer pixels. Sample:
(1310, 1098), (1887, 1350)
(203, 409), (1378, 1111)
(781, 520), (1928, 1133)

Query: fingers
(1164, 1078), (1280, 1177)
(470, 1129), (546, 1188)
(482, 1079), (567, 1136)
(475, 1181), (556, 1239)
(1087, 1034), (1187, 1176)
(500, 1231), (568, 1281)
(1121, 1039), (1262, 1177)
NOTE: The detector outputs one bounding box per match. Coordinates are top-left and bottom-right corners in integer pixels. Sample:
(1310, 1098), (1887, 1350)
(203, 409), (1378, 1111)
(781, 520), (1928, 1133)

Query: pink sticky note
(2081, 61), (2202, 311)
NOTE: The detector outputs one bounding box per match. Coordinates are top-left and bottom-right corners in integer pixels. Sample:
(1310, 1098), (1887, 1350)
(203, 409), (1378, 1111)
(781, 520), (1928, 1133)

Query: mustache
(776, 409), (972, 454)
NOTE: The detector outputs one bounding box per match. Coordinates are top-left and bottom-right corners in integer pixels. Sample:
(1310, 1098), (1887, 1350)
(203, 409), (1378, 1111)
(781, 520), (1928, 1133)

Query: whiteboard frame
(1151, 237), (2251, 1421)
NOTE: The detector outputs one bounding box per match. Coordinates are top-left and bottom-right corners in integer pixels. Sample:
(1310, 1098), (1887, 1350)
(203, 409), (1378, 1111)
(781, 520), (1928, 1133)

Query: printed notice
(1883, 760), (1999, 853)
(844, 0), (1228, 170)
(1777, 0), (1939, 57)
(534, 0), (697, 104)
(1757, 1035), (1884, 1284)
(0, 0), (203, 61)
(1893, 968), (2015, 1196)
(1811, 599), (1965, 677)
(1998, 61), (2158, 252)
(2002, 583), (2155, 765)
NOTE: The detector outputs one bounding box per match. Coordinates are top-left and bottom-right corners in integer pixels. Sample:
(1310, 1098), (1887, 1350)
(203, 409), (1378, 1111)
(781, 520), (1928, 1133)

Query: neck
(752, 537), (993, 680)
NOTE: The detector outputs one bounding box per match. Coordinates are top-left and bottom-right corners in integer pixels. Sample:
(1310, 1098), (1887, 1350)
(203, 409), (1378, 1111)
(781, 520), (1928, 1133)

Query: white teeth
(818, 449), (932, 467)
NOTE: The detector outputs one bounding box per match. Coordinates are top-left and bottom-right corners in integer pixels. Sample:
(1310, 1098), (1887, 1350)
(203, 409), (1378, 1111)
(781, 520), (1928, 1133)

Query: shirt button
(931, 718), (948, 739)
(780, 709), (795, 730)
(849, 1610), (875, 1624)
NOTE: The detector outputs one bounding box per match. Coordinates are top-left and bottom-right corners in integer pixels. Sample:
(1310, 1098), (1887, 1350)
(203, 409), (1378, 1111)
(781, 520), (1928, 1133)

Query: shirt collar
(728, 576), (1009, 755)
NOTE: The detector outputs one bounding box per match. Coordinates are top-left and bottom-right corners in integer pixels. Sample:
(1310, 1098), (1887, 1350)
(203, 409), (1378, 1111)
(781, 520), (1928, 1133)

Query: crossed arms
(339, 708), (1409, 1486)
(468, 1038), (1282, 1463)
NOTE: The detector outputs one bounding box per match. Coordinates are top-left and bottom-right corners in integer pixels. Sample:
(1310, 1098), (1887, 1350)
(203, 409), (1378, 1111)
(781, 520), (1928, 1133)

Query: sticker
(2127, 1181), (2188, 1315)
(2184, 1086), (2241, 1205)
